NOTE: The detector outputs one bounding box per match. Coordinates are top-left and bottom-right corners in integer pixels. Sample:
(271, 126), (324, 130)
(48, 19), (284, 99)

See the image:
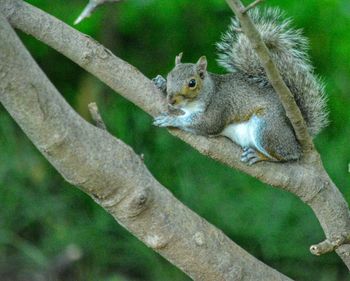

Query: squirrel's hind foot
(240, 147), (269, 165)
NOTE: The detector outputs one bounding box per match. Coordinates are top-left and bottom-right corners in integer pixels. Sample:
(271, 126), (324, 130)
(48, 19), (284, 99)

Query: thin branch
(88, 102), (107, 130)
(241, 0), (264, 14)
(1, 0), (350, 269)
(224, 0), (314, 157)
(0, 12), (293, 281)
(74, 0), (121, 25)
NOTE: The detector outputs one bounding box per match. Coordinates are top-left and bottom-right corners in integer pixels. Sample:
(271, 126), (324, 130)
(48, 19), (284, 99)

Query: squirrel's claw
(240, 147), (261, 166)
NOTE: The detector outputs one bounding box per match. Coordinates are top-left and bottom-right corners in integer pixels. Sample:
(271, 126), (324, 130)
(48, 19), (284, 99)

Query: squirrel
(152, 8), (328, 165)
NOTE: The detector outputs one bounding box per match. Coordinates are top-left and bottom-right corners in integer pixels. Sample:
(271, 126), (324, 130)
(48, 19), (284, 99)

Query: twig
(88, 102), (107, 130)
(74, 0), (121, 25)
(241, 0), (264, 14)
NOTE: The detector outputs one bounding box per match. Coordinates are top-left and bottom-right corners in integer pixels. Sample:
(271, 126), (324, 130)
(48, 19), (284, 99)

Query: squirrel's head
(166, 53), (208, 108)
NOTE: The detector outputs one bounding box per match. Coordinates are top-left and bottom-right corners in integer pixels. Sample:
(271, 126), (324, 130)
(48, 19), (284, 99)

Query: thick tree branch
(225, 0), (314, 156)
(0, 13), (293, 281)
(1, 0), (350, 270)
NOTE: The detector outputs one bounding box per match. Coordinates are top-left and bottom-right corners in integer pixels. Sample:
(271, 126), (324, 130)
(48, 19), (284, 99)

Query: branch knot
(125, 188), (152, 218)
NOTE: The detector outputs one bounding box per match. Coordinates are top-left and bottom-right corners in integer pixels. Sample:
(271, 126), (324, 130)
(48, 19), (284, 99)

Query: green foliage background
(1, 0), (350, 280)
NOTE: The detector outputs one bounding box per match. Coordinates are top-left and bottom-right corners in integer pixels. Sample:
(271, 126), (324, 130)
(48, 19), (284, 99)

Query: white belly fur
(221, 115), (270, 157)
(180, 100), (205, 116)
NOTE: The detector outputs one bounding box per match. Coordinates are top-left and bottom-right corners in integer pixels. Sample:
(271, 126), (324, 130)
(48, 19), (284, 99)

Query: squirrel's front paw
(153, 115), (176, 127)
(153, 115), (172, 127)
(152, 75), (167, 92)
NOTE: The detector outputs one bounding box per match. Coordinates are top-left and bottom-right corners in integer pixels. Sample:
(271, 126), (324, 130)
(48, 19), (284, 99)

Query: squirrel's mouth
(169, 94), (197, 106)
(168, 94), (184, 106)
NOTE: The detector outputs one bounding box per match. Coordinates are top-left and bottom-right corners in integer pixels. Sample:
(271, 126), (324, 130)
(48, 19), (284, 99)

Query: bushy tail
(216, 8), (328, 136)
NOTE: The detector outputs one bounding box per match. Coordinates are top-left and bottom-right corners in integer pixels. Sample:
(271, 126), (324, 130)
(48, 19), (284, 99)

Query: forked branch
(1, 0), (350, 272)
(0, 11), (292, 281)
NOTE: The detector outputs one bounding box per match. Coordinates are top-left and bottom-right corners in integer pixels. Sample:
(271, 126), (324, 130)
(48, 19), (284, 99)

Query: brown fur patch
(255, 150), (272, 162)
(264, 147), (284, 161)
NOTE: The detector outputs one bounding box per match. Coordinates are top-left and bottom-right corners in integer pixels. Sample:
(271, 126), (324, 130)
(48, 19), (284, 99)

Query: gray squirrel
(152, 8), (328, 165)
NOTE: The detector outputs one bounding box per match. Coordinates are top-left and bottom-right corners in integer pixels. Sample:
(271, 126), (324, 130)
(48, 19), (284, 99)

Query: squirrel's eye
(188, 79), (197, 89)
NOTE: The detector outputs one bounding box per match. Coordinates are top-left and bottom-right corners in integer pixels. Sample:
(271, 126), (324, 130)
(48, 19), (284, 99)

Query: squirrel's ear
(175, 52), (183, 65)
(196, 56), (207, 77)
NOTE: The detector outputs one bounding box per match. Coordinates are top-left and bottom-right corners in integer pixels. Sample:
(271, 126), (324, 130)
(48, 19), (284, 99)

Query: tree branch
(1, 0), (350, 271)
(0, 11), (293, 281)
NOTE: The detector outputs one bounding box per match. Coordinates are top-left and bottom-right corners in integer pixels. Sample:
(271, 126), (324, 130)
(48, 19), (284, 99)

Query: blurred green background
(1, 0), (350, 280)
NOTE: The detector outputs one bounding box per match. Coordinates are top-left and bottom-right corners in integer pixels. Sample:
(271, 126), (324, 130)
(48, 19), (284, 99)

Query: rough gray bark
(1, 0), (350, 276)
(0, 10), (292, 281)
